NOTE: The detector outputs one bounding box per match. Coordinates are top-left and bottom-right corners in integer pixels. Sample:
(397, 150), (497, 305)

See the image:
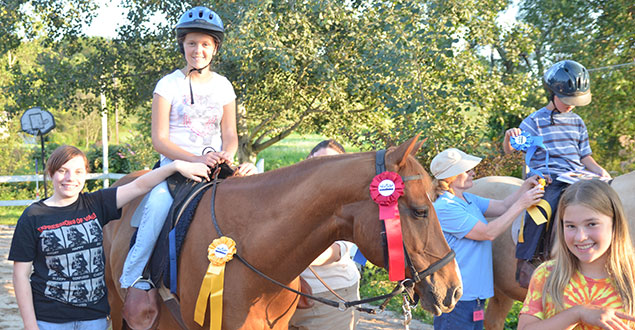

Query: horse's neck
(220, 153), (374, 281)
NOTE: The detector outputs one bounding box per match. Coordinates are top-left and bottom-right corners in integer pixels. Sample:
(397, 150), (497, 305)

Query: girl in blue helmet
(119, 6), (255, 291)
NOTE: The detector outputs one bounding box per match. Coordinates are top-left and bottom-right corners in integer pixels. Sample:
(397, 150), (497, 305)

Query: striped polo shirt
(519, 107), (592, 177)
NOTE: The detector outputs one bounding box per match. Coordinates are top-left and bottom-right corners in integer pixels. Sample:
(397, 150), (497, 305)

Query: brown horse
(103, 136), (463, 329)
(468, 171), (635, 330)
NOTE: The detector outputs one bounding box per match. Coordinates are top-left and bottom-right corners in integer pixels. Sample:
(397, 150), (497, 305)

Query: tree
(518, 0), (635, 173)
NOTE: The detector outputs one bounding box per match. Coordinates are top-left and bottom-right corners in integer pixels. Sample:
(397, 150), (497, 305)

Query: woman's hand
(193, 151), (233, 167)
(577, 305), (635, 330)
(234, 163), (258, 177)
(516, 186), (544, 209)
(173, 160), (211, 182)
(520, 175), (540, 191)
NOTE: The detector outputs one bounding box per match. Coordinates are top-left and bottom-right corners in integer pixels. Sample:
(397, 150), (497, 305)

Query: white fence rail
(0, 173), (126, 207)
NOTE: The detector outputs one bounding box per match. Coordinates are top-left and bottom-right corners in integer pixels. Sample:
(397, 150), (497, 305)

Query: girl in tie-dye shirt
(518, 180), (635, 330)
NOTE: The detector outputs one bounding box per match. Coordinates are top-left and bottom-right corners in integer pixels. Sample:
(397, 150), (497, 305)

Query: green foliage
(504, 301), (524, 330)
(360, 263), (433, 324)
(4, 0), (632, 176)
(518, 0), (635, 176)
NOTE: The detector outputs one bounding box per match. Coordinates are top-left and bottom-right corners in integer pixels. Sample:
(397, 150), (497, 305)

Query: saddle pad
(511, 214), (522, 245)
(127, 175), (214, 287)
(156, 179), (213, 287)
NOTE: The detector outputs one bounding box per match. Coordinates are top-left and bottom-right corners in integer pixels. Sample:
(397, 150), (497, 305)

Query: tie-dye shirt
(521, 260), (634, 330)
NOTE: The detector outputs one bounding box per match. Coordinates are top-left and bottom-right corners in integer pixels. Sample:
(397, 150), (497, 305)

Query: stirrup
(131, 276), (156, 291)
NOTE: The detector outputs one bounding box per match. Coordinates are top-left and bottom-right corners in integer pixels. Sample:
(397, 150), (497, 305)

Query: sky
(84, 2), (520, 38)
(83, 0), (127, 38)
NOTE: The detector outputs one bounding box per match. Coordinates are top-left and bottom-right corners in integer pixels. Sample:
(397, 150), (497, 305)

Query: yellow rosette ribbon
(194, 236), (236, 330)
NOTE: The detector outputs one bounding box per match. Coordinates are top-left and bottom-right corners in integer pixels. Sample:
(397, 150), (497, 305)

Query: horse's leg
(103, 219), (126, 330)
(484, 288), (514, 330)
(490, 216), (528, 329)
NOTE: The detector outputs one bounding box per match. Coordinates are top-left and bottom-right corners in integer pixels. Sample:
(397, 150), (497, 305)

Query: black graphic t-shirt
(9, 188), (121, 323)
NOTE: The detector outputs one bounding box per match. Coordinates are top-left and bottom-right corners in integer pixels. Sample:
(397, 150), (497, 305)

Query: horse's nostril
(453, 286), (463, 304)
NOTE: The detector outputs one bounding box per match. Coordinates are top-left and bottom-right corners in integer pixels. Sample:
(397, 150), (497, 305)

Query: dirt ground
(0, 225), (431, 329)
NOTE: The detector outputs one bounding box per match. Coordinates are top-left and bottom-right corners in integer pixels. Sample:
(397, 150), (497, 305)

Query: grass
(0, 206), (24, 225)
(256, 133), (359, 171)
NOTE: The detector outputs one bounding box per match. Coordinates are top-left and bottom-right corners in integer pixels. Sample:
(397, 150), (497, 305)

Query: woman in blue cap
(430, 148), (543, 330)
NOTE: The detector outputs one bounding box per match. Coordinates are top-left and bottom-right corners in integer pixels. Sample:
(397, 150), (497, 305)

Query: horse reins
(207, 149), (455, 312)
(374, 149), (456, 289)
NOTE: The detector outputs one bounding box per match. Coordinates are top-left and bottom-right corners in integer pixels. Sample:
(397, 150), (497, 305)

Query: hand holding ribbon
(510, 131), (550, 179)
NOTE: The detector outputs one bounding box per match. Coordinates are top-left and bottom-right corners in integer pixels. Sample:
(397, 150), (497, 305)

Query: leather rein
(207, 150), (455, 312)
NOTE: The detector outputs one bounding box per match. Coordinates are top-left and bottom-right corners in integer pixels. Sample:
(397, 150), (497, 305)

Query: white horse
(467, 171), (635, 330)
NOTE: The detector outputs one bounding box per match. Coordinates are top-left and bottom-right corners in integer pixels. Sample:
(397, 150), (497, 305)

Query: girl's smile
(183, 32), (217, 72)
(562, 203), (613, 277)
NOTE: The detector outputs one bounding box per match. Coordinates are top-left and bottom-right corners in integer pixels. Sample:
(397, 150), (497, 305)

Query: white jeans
(119, 159), (174, 288)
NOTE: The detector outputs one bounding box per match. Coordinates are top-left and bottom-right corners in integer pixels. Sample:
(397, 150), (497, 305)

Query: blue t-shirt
(434, 192), (493, 300)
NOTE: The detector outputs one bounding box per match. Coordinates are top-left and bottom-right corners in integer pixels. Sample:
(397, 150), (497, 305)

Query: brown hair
(544, 180), (635, 314)
(46, 145), (89, 178)
(307, 139), (345, 159)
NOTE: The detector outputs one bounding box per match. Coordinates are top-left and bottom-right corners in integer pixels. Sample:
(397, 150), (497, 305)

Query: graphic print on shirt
(178, 93), (222, 145)
(38, 214), (106, 306)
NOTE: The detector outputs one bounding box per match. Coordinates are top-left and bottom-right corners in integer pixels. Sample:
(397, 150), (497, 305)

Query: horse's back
(611, 171), (635, 246)
(470, 176), (523, 200)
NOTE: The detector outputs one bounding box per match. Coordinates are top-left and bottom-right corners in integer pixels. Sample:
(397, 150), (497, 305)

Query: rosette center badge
(378, 179), (396, 196)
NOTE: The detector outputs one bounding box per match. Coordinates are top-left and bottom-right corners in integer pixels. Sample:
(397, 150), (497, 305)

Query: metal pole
(35, 158), (40, 200)
(40, 132), (48, 198)
(101, 91), (109, 188)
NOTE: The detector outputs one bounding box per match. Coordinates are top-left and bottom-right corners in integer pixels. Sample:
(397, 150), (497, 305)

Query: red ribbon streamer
(369, 172), (405, 281)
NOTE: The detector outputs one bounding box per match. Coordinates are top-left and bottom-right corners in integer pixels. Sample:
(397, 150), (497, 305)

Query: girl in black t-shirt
(9, 145), (209, 329)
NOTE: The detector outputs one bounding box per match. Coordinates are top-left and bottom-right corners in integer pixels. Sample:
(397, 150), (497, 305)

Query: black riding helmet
(175, 6), (224, 54)
(543, 60), (592, 107)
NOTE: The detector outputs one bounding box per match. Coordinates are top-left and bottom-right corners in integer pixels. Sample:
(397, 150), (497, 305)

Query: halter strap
(374, 149), (455, 286)
(375, 149), (423, 182)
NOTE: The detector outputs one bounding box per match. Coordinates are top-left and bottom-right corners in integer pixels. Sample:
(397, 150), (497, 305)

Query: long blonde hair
(432, 176), (457, 201)
(543, 180), (635, 314)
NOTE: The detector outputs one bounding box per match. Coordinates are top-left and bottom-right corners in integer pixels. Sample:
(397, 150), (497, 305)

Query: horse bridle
(206, 149), (455, 312)
(374, 149), (456, 287)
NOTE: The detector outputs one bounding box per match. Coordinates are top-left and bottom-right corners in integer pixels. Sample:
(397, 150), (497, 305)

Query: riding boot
(515, 257), (545, 289)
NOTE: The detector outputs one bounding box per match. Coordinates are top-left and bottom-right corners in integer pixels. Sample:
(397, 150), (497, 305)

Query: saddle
(123, 163), (234, 330)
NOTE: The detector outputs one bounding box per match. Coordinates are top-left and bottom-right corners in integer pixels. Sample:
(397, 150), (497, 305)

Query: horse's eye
(412, 207), (428, 219)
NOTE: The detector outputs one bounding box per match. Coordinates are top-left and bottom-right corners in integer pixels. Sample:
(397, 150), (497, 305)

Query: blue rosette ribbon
(511, 131), (549, 179)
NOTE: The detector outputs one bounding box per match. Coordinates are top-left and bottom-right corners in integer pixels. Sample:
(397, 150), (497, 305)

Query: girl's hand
(234, 163), (258, 177)
(577, 305), (635, 330)
(173, 160), (211, 182)
(194, 151), (233, 167)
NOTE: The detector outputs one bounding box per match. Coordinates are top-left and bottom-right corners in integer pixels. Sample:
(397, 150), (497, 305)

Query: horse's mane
(226, 151), (375, 193)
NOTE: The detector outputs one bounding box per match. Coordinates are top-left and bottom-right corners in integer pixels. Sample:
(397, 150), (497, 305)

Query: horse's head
(344, 135), (462, 315)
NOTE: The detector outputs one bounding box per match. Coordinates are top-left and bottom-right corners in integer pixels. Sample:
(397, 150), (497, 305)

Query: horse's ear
(395, 133), (424, 168)
(397, 134), (425, 167)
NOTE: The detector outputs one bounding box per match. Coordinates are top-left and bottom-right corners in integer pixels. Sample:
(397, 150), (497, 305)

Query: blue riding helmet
(175, 6), (224, 53)
(543, 60), (591, 107)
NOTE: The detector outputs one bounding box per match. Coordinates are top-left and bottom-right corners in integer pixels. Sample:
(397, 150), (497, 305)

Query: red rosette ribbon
(369, 172), (404, 220)
(369, 171), (406, 281)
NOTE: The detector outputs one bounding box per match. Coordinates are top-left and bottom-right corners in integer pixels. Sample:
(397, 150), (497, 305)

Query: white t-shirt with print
(153, 69), (236, 161)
